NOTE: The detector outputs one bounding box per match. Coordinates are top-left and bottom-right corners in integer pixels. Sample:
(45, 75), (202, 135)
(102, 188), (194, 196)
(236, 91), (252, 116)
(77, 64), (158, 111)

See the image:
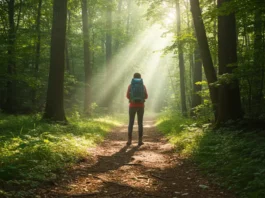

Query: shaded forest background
(0, 0), (264, 124)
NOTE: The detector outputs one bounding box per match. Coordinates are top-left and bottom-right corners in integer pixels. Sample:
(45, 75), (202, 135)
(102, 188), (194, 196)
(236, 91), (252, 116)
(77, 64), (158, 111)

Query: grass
(157, 112), (265, 198)
(0, 113), (121, 197)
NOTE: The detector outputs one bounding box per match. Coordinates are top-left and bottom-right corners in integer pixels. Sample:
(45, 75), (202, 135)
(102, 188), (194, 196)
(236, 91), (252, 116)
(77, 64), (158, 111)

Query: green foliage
(157, 113), (265, 197)
(157, 110), (193, 135)
(190, 81), (214, 122)
(157, 111), (201, 156)
(0, 113), (120, 196)
(191, 99), (213, 122)
(210, 73), (238, 87)
(194, 129), (265, 197)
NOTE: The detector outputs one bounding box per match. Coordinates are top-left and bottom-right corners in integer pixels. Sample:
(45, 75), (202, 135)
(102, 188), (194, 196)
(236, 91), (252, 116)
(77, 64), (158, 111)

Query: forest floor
(36, 118), (236, 198)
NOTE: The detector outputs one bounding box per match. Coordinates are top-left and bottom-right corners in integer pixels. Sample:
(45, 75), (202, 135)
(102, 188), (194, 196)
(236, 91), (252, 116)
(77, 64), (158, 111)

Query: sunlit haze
(92, 25), (175, 113)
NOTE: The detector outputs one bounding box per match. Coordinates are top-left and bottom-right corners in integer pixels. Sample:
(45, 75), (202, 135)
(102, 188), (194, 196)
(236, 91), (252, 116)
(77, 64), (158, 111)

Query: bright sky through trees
(164, 11), (176, 25)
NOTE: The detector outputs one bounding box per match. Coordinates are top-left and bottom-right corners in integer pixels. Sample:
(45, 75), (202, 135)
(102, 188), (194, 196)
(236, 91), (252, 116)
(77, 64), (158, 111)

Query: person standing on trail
(126, 73), (148, 146)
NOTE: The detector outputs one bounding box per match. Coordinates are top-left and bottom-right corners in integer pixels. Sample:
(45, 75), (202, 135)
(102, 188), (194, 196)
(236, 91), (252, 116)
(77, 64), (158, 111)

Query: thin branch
(15, 0), (22, 32)
(150, 173), (168, 181)
(124, 190), (132, 197)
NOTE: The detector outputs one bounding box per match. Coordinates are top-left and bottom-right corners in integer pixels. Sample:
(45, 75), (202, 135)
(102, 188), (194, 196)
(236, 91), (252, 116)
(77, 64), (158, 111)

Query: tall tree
(212, 0), (218, 67)
(43, 0), (67, 121)
(176, 0), (187, 116)
(191, 45), (202, 116)
(252, 0), (264, 116)
(114, 0), (125, 113)
(190, 0), (218, 120)
(217, 0), (242, 122)
(105, 0), (113, 108)
(82, 0), (92, 114)
(185, 1), (194, 108)
(65, 10), (71, 73)
(126, 0), (131, 35)
(32, 0), (42, 106)
(4, 0), (18, 113)
(114, 0), (123, 52)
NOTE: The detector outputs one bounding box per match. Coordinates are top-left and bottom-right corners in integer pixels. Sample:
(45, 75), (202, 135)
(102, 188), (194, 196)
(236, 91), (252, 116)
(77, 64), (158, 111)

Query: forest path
(38, 118), (236, 198)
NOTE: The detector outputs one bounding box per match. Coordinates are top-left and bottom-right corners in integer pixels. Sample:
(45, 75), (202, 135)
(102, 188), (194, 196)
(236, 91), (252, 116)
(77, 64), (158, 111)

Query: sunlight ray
(92, 24), (174, 113)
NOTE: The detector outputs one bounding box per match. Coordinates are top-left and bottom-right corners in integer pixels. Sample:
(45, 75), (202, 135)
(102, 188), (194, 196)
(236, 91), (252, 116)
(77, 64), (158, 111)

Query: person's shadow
(86, 145), (140, 173)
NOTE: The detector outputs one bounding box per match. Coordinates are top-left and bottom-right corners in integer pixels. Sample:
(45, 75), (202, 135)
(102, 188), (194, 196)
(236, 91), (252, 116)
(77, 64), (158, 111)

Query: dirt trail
(38, 119), (236, 198)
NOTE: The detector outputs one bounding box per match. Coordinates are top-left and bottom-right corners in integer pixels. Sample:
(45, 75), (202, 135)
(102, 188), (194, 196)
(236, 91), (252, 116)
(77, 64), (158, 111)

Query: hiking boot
(138, 137), (144, 146)
(138, 136), (144, 146)
(126, 137), (132, 146)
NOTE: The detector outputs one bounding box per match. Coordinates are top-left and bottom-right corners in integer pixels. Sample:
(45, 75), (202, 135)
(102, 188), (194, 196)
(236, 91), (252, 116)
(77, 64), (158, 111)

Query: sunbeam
(92, 25), (174, 113)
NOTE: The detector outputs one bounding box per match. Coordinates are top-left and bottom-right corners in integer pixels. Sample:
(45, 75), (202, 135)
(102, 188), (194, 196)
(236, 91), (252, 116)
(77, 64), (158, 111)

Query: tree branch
(15, 0), (22, 32)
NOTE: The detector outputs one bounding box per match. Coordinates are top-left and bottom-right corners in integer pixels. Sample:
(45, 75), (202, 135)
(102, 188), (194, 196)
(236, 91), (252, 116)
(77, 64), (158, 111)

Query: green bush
(0, 113), (120, 197)
(157, 112), (265, 198)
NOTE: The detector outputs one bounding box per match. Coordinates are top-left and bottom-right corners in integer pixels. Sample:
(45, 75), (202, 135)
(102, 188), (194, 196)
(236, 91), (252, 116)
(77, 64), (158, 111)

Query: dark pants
(128, 107), (144, 141)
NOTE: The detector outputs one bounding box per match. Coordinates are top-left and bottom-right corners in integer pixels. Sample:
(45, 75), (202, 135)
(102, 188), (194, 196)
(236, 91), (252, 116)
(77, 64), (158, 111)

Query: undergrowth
(157, 111), (265, 198)
(0, 113), (120, 197)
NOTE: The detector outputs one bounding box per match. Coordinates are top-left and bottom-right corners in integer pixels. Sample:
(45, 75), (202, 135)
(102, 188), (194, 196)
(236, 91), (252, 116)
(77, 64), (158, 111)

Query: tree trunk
(4, 0), (17, 113)
(32, 0), (42, 106)
(114, 0), (122, 52)
(92, 28), (96, 72)
(65, 38), (70, 72)
(126, 0), (131, 36)
(65, 9), (71, 73)
(105, 0), (113, 108)
(217, 0), (242, 123)
(242, 16), (252, 114)
(43, 0), (67, 122)
(82, 0), (92, 115)
(185, 0), (193, 112)
(106, 1), (112, 71)
(35, 0), (42, 78)
(213, 0), (217, 67)
(191, 45), (202, 117)
(115, 0), (124, 113)
(176, 0), (187, 116)
(252, 0), (264, 116)
(190, 0), (218, 120)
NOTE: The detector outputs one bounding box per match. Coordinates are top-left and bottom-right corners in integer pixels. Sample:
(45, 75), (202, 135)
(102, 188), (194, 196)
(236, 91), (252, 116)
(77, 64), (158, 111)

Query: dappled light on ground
(36, 119), (236, 198)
